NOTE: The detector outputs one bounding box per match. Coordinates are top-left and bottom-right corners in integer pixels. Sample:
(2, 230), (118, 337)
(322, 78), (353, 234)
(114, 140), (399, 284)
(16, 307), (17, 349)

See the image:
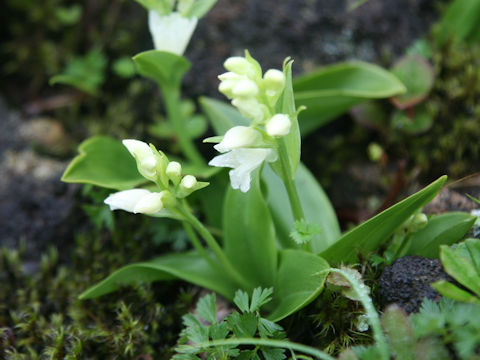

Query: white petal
(104, 189), (151, 212)
(214, 126), (262, 153)
(133, 192), (164, 214)
(148, 11), (198, 55)
(209, 148), (277, 192)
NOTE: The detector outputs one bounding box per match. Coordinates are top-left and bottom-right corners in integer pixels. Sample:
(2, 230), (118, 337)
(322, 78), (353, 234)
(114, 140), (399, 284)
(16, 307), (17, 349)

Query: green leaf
(391, 106), (434, 134)
(289, 219), (322, 245)
(233, 290), (250, 313)
(270, 59), (301, 177)
(62, 136), (145, 190)
(197, 293), (218, 324)
(390, 55), (434, 109)
(451, 238), (480, 271)
(50, 49), (106, 95)
(293, 61), (406, 135)
(133, 50), (191, 90)
(249, 287), (273, 312)
(431, 280), (480, 304)
(182, 0), (217, 18)
(435, 0), (480, 45)
(79, 251), (237, 300)
(263, 163), (340, 253)
(223, 169), (278, 288)
(267, 250), (329, 321)
(320, 176), (447, 265)
(405, 212), (476, 258)
(199, 96), (249, 135)
(381, 305), (416, 360)
(439, 244), (480, 296)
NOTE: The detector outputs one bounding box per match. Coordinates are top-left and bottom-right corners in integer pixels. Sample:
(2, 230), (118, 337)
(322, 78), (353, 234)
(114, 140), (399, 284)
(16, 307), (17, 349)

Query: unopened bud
(179, 175), (197, 197)
(266, 114), (291, 137)
(166, 161), (182, 185)
(224, 57), (254, 76)
(263, 69), (285, 92)
(123, 139), (158, 179)
(232, 79), (259, 98)
(409, 213), (428, 233)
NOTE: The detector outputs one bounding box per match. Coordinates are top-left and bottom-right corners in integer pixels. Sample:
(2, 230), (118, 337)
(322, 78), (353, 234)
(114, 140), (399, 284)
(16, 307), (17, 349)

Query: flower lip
(214, 126), (262, 153)
(209, 148), (277, 192)
(122, 139), (158, 179)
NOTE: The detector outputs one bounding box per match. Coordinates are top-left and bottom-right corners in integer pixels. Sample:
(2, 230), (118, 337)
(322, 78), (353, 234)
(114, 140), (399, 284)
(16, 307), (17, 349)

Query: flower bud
(133, 192), (164, 214)
(178, 175), (197, 197)
(166, 161), (182, 185)
(265, 114), (291, 137)
(263, 69), (285, 92)
(224, 56), (255, 76)
(232, 79), (259, 98)
(231, 98), (266, 123)
(123, 139), (158, 179)
(409, 213), (428, 233)
(214, 126), (262, 153)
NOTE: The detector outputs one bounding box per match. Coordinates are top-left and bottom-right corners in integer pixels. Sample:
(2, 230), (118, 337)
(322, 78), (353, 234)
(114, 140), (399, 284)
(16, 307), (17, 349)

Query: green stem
(277, 138), (304, 223)
(162, 85), (205, 166)
(177, 203), (251, 289)
(182, 221), (220, 272)
(192, 338), (336, 360)
(326, 269), (390, 360)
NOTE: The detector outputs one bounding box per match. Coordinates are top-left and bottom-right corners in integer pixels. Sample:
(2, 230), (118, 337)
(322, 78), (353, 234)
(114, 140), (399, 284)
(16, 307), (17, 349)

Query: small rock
(19, 117), (72, 157)
(379, 255), (452, 313)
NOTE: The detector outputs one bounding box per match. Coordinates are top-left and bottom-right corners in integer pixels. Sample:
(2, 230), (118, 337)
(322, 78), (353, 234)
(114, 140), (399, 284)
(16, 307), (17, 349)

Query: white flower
(214, 126), (262, 153)
(166, 161), (182, 185)
(105, 189), (173, 214)
(209, 148), (277, 192)
(148, 10), (198, 55)
(122, 139), (157, 180)
(265, 114), (291, 137)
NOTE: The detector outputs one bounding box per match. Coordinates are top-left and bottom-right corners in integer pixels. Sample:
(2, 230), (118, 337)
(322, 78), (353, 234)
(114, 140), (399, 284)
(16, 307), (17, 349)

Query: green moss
(0, 209), (195, 359)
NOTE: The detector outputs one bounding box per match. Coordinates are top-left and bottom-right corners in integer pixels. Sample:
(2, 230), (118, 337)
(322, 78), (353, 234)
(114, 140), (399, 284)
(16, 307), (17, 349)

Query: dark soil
(379, 255), (452, 313)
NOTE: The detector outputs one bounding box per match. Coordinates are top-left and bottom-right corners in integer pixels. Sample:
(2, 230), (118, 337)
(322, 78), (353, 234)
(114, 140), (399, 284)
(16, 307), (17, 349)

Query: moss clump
(0, 209), (196, 359)
(395, 40), (480, 178)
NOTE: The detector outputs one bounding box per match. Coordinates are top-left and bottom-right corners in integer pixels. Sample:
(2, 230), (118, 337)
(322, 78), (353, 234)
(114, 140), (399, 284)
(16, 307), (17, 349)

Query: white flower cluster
(208, 53), (293, 192)
(105, 140), (208, 215)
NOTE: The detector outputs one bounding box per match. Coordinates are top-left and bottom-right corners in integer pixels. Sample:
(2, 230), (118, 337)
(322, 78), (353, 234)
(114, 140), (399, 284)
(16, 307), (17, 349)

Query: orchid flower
(148, 10), (198, 55)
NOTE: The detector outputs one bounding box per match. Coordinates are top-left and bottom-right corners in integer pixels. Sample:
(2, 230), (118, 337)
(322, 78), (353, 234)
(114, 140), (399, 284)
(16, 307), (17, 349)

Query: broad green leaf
(406, 212), (475, 258)
(79, 251), (237, 300)
(453, 238), (480, 271)
(62, 136), (145, 190)
(270, 59), (301, 178)
(133, 50), (191, 89)
(182, 0), (217, 18)
(390, 55), (434, 109)
(435, 0), (480, 45)
(432, 280), (480, 304)
(439, 244), (480, 296)
(267, 250), (329, 321)
(199, 96), (249, 135)
(293, 61), (406, 134)
(223, 169), (278, 288)
(320, 176), (447, 265)
(262, 163), (340, 252)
